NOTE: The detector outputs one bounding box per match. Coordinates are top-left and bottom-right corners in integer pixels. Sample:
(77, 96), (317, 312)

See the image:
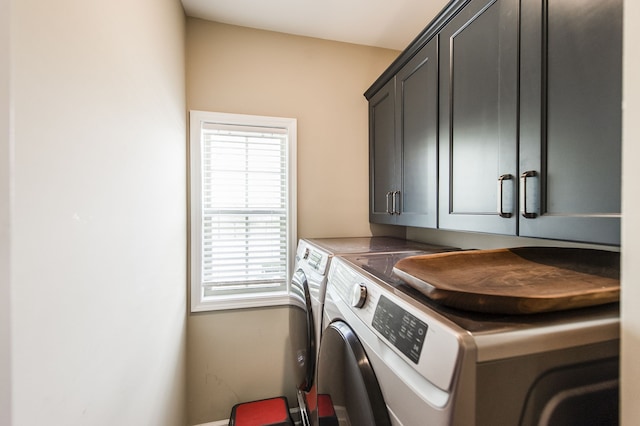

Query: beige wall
(621, 1), (640, 424)
(185, 19), (399, 424)
(187, 18), (399, 239)
(9, 0), (187, 424)
(188, 308), (295, 424)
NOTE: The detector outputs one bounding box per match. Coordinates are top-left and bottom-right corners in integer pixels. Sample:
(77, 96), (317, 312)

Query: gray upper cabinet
(519, 0), (622, 245)
(438, 0), (519, 235)
(366, 0), (622, 245)
(369, 39), (438, 227)
(369, 78), (397, 224)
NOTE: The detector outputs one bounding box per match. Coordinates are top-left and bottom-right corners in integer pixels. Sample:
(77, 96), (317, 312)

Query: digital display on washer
(308, 250), (323, 270)
(372, 295), (428, 364)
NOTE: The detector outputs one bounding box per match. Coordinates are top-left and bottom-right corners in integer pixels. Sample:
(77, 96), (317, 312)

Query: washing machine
(314, 252), (620, 426)
(288, 237), (456, 424)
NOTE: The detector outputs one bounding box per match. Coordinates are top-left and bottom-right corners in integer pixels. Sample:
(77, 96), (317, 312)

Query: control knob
(351, 283), (367, 308)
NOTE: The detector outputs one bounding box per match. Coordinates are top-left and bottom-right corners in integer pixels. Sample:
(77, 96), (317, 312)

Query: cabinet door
(438, 0), (519, 234)
(519, 0), (622, 245)
(396, 38), (439, 228)
(369, 78), (398, 224)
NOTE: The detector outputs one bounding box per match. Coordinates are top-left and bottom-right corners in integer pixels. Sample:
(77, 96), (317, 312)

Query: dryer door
(314, 320), (391, 426)
(289, 269), (316, 392)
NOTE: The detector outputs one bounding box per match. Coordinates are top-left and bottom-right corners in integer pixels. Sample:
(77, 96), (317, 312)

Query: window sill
(190, 291), (291, 312)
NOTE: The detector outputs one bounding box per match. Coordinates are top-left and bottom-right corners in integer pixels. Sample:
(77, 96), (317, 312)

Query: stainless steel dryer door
(314, 320), (391, 426)
(290, 269), (316, 393)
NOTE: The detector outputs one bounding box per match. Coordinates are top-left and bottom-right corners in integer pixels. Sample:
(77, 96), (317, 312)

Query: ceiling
(181, 0), (451, 50)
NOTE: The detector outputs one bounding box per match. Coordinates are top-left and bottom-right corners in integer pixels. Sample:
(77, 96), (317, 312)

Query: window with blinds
(190, 111), (297, 311)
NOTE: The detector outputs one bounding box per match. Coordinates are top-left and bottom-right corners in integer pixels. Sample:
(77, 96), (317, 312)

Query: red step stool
(317, 394), (338, 426)
(228, 396), (294, 426)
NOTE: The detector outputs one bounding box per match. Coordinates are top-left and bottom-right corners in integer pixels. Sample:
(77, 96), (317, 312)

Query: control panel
(372, 295), (428, 364)
(327, 257), (461, 392)
(296, 242), (330, 275)
(307, 249), (325, 272)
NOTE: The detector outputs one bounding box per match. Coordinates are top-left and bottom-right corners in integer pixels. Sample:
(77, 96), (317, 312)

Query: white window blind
(190, 111), (297, 311)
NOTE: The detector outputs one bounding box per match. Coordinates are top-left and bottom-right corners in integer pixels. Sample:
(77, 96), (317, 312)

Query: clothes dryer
(314, 252), (620, 425)
(288, 237), (454, 424)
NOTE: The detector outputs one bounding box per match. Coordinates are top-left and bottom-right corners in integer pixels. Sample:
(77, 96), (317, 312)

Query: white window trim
(189, 110), (297, 312)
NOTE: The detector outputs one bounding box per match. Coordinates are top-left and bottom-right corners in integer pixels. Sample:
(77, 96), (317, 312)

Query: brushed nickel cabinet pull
(497, 174), (513, 218)
(520, 170), (538, 218)
(386, 191), (393, 215)
(393, 190), (401, 215)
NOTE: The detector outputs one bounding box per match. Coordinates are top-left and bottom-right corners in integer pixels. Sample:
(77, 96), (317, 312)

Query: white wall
(1, 0), (12, 423)
(9, 0), (187, 424)
(621, 1), (640, 424)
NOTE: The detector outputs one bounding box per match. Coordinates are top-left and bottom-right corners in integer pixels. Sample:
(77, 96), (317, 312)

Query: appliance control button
(351, 283), (367, 308)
